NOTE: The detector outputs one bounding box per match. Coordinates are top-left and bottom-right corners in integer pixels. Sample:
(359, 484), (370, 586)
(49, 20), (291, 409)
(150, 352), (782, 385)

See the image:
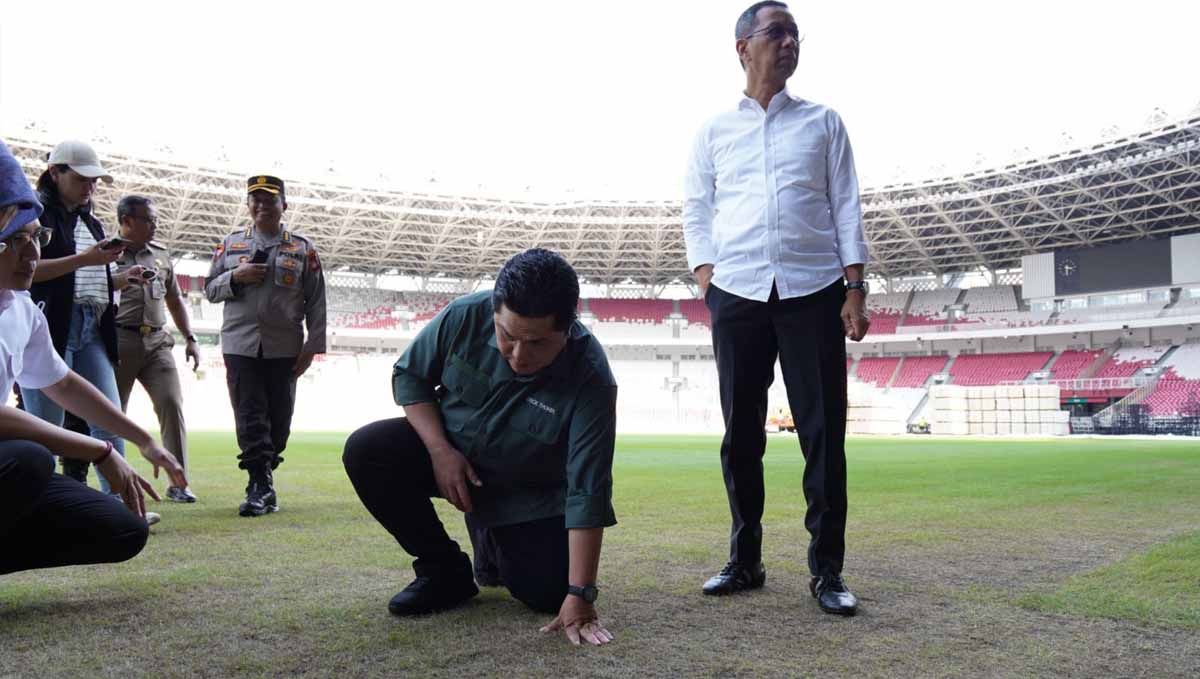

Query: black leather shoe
(702, 561), (766, 596)
(238, 468), (278, 517)
(810, 574), (858, 616)
(388, 575), (479, 616)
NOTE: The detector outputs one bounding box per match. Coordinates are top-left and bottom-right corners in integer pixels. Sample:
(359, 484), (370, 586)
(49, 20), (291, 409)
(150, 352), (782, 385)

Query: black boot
(238, 465), (278, 517)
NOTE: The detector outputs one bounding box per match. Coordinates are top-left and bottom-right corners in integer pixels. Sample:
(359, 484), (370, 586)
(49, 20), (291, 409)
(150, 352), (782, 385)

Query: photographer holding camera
(20, 140), (151, 507)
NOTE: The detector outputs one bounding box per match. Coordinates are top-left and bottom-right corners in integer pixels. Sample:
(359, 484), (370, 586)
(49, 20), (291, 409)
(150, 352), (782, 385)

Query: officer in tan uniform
(204, 175), (326, 517)
(112, 195), (201, 503)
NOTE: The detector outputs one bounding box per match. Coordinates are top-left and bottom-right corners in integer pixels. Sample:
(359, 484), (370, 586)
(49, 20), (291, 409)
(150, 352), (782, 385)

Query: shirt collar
(0, 288), (14, 313)
(738, 86), (798, 114)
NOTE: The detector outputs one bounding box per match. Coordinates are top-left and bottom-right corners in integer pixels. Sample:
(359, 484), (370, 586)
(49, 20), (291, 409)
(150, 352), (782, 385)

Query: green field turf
(2, 433), (1198, 678)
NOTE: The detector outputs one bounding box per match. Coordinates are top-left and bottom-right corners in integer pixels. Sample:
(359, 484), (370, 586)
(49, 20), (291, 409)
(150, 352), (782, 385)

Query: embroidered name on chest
(525, 396), (556, 416)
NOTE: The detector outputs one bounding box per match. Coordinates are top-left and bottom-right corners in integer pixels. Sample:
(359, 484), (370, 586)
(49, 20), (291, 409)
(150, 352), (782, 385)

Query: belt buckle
(140, 325), (152, 337)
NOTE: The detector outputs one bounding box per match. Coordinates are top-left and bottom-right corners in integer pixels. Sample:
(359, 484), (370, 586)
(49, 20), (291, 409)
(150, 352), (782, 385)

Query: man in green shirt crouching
(343, 249), (617, 646)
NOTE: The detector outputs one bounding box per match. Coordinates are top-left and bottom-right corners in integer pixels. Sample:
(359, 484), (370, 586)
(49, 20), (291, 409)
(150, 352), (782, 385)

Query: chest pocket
(776, 142), (826, 191)
(273, 251), (303, 289)
(508, 392), (566, 445)
(148, 278), (166, 300)
(442, 355), (491, 408)
(225, 252), (250, 271)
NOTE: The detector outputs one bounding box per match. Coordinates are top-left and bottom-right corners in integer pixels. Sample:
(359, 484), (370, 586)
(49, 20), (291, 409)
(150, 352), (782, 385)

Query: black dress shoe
(388, 575), (479, 616)
(810, 574), (858, 616)
(702, 561), (766, 596)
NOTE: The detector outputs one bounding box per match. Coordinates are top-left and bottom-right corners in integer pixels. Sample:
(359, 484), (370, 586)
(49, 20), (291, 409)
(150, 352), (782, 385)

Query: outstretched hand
(96, 453), (160, 517)
(139, 440), (188, 490)
(540, 596), (613, 646)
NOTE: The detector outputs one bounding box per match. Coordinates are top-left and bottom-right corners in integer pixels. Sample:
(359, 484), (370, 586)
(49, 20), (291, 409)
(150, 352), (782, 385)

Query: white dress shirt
(683, 88), (868, 302)
(0, 289), (69, 399)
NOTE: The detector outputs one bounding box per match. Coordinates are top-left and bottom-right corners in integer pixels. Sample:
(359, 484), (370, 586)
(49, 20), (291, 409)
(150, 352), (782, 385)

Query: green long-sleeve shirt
(392, 291), (618, 529)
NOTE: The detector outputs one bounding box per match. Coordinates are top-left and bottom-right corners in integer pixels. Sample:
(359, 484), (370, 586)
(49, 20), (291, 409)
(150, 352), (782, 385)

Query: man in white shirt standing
(683, 1), (871, 616)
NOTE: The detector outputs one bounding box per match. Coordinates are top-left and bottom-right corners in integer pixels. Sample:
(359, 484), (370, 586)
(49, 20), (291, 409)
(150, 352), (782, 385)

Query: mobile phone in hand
(100, 237), (130, 251)
(249, 250), (269, 265)
(140, 269), (157, 281)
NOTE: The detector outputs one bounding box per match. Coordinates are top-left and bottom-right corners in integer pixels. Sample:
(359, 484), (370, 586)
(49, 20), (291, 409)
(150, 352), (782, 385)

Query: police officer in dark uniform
(204, 176), (326, 517)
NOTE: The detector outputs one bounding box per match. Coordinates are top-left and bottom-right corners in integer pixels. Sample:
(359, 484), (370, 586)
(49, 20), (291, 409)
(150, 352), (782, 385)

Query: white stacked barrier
(929, 384), (1068, 436)
(846, 382), (911, 435)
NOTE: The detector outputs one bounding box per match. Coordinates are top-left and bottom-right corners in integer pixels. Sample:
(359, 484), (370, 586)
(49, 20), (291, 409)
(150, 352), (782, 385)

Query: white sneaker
(145, 512), (161, 526)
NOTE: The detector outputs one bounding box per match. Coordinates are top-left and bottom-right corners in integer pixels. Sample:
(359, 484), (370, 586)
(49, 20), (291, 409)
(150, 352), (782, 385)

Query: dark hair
(735, 1), (788, 39)
(492, 248), (579, 332)
(117, 194), (153, 222)
(36, 164), (70, 194)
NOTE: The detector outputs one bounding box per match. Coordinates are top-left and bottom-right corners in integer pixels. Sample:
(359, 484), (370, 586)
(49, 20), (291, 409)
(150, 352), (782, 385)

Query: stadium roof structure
(9, 113), (1200, 286)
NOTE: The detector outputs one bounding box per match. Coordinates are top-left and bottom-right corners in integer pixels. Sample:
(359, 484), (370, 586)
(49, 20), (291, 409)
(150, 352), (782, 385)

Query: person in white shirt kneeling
(0, 140), (186, 576)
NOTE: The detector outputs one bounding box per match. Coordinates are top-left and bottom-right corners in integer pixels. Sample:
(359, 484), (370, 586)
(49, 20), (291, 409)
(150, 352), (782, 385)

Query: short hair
(492, 248), (579, 332)
(117, 194), (153, 222)
(735, 1), (789, 39)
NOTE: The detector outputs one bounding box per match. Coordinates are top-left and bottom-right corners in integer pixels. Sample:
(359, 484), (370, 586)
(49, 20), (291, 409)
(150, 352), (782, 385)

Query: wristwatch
(845, 280), (869, 296)
(567, 584), (599, 603)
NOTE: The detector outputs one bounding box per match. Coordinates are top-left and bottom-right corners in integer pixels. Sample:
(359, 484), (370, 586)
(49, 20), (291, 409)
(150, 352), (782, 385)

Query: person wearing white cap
(0, 138), (186, 575)
(18, 140), (149, 508)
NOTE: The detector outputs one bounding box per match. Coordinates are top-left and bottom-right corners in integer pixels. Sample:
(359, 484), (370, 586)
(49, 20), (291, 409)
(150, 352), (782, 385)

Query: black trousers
(342, 418), (569, 613)
(0, 440), (148, 575)
(224, 353), (297, 470)
(707, 280), (849, 576)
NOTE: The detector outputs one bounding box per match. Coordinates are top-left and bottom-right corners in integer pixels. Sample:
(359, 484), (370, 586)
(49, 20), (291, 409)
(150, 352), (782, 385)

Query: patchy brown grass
(1, 433), (1198, 678)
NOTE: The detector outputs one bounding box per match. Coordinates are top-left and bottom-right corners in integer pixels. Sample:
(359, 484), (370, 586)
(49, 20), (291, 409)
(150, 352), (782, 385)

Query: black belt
(119, 324), (163, 337)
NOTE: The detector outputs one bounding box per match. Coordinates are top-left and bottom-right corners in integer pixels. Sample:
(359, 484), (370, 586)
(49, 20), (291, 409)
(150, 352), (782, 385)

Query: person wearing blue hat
(0, 139), (187, 575)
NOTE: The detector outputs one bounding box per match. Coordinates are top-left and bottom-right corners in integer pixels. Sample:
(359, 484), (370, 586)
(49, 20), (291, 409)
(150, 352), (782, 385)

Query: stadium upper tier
(9, 113), (1200, 282)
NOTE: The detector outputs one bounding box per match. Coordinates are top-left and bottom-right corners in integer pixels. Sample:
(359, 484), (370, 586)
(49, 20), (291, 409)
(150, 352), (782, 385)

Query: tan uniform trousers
(115, 329), (187, 471)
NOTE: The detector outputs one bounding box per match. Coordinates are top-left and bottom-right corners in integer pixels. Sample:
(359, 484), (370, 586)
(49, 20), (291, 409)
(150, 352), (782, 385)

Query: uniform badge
(278, 257), (299, 270)
(239, 255), (249, 264)
(211, 244), (225, 260)
(283, 273), (296, 285)
(230, 242), (250, 251)
(307, 248), (322, 272)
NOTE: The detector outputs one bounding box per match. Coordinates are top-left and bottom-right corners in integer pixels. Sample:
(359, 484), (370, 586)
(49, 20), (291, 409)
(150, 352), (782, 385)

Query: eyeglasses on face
(0, 227), (53, 254)
(743, 23), (804, 44)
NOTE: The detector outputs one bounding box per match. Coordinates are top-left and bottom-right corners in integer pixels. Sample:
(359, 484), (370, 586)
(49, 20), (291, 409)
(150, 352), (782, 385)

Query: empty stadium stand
(586, 298), (673, 323)
(893, 355), (949, 388)
(1049, 349), (1104, 380)
(1093, 346), (1168, 378)
(1142, 344), (1200, 416)
(949, 351), (1052, 386)
(854, 357), (900, 387)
